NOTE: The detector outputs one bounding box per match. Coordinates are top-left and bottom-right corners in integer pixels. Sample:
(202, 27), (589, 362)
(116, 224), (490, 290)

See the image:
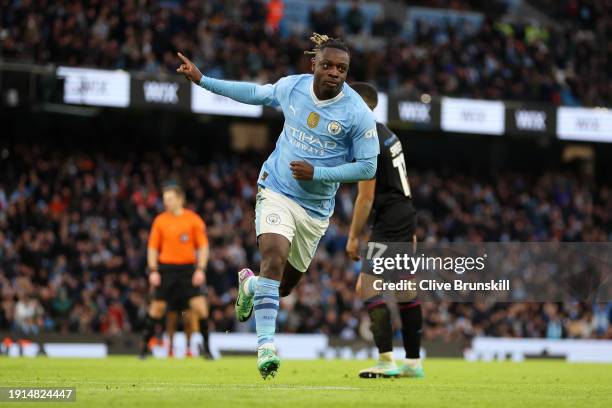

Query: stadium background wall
(0, 331), (466, 357)
(2, 98), (612, 181)
(1, 63), (611, 142)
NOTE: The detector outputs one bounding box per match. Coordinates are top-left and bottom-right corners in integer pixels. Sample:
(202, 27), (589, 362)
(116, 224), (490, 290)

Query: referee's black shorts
(153, 264), (206, 307)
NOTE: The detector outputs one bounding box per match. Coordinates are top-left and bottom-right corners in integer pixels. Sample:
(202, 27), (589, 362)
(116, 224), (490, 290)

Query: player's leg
(183, 309), (199, 357)
(254, 232), (289, 378)
(254, 203), (328, 375)
(281, 204), (329, 296)
(396, 234), (424, 377)
(397, 302), (424, 378)
(279, 262), (304, 297)
(188, 295), (212, 359)
(239, 188), (299, 378)
(357, 274), (400, 378)
(235, 188), (295, 325)
(236, 259), (302, 307)
(167, 271), (191, 358)
(140, 299), (167, 358)
(141, 266), (175, 358)
(165, 311), (177, 357)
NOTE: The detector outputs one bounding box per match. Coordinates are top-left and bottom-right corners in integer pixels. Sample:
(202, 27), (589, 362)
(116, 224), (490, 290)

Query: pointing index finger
(177, 52), (189, 64)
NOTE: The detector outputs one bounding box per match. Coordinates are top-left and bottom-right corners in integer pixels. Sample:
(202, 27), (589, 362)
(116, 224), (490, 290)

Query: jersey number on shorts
(392, 155), (412, 197)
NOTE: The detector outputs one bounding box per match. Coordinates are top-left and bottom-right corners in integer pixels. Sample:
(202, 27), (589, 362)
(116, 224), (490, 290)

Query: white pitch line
(0, 379), (360, 391)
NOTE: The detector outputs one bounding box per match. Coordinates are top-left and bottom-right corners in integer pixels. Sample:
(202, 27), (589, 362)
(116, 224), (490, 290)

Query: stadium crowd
(0, 0), (609, 106)
(1, 144), (611, 342)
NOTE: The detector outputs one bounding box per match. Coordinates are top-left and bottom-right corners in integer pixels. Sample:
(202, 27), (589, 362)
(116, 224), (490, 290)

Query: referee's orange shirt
(147, 209), (209, 265)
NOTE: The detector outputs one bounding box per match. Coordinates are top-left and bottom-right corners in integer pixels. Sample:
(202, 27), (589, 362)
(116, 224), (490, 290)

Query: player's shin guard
(398, 302), (422, 359)
(253, 277), (280, 347)
(140, 315), (162, 357)
(367, 301), (393, 354)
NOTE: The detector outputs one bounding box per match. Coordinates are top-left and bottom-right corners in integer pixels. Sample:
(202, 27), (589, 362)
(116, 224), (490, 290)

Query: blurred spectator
(0, 0), (609, 105)
(14, 294), (43, 335)
(345, 0), (365, 34)
(0, 142), (611, 341)
(266, 0), (284, 34)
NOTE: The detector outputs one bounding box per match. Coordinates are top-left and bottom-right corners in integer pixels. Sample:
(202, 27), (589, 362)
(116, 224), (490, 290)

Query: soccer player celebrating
(140, 184), (212, 359)
(346, 83), (424, 379)
(177, 33), (379, 378)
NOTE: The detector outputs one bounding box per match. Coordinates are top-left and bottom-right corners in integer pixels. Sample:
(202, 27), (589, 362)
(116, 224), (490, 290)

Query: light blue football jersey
(256, 74), (379, 219)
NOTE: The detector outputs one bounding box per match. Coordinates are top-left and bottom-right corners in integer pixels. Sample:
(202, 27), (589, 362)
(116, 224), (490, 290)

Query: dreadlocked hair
(304, 33), (350, 56)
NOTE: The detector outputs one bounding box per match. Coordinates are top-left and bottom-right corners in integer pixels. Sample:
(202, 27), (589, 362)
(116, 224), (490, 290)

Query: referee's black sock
(199, 319), (211, 357)
(367, 301), (393, 355)
(141, 315), (162, 356)
(398, 303), (422, 359)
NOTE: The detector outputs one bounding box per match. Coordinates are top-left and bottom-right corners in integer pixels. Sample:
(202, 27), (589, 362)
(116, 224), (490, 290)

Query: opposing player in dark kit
(347, 83), (424, 378)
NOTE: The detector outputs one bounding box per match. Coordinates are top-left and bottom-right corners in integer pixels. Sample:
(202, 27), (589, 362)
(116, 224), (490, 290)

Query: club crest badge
(307, 112), (320, 129)
(266, 214), (281, 225)
(327, 121), (342, 135)
(180, 233), (189, 242)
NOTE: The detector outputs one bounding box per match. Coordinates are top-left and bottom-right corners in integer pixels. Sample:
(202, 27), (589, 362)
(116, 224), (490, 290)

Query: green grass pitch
(1, 357), (611, 407)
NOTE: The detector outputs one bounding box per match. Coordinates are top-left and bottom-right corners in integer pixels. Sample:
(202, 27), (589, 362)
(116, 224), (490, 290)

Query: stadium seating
(1, 144), (610, 340)
(0, 0), (609, 106)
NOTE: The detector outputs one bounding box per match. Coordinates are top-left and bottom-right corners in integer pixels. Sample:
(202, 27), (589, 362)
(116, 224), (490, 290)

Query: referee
(140, 184), (212, 359)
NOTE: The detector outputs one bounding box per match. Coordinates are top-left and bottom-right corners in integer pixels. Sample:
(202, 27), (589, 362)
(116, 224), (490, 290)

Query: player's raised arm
(176, 52), (280, 106)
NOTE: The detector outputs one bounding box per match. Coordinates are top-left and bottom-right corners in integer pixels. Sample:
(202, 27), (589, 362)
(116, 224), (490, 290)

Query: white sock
(379, 351), (395, 364)
(404, 358), (422, 368)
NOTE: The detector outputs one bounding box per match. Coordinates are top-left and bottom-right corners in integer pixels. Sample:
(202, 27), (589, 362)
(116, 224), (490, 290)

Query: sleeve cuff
(313, 167), (322, 181)
(198, 76), (208, 88)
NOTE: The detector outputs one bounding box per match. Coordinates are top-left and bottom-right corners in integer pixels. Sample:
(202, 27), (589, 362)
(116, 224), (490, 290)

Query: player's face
(311, 47), (350, 99)
(163, 191), (183, 212)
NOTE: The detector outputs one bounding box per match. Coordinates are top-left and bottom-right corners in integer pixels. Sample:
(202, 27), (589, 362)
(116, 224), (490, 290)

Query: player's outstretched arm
(176, 52), (277, 106)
